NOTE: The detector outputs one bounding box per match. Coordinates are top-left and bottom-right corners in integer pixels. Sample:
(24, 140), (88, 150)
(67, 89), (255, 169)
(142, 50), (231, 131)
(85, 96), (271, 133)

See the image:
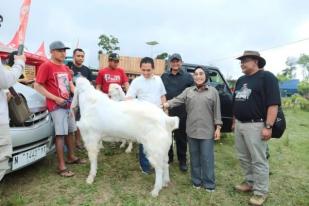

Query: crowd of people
(0, 38), (281, 205)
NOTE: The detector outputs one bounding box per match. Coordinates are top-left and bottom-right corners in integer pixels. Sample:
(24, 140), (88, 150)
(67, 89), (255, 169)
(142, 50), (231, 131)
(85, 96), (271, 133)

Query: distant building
(279, 79), (300, 97)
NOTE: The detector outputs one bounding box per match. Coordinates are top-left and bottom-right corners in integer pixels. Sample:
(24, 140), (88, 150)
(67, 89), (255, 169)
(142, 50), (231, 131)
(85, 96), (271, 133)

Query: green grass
(1, 110), (308, 206)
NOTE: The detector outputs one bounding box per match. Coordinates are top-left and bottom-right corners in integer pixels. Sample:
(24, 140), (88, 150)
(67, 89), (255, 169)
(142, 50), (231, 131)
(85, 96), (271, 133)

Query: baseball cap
(169, 53), (182, 62)
(108, 53), (120, 61)
(49, 41), (70, 51)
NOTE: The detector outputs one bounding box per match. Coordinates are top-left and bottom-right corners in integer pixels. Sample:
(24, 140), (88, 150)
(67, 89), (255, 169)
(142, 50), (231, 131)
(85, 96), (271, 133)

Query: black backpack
(261, 71), (286, 138)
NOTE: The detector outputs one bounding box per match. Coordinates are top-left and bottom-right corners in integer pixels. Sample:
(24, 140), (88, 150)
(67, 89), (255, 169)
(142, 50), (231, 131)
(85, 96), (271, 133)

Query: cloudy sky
(1, 0), (309, 79)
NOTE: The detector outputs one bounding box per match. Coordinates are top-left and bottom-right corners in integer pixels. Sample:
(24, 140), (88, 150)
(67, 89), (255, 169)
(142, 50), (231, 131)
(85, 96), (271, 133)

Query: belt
(238, 118), (264, 123)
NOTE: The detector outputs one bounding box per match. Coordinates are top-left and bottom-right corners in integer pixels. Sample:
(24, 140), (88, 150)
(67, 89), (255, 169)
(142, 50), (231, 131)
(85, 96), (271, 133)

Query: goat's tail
(166, 116), (179, 133)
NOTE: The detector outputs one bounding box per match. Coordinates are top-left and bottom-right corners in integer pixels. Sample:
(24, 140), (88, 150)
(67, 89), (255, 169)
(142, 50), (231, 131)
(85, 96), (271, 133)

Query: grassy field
(0, 110), (308, 206)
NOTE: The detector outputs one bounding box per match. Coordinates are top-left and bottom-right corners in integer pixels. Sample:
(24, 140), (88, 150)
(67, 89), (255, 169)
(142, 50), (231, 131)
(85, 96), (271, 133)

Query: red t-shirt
(95, 67), (129, 93)
(36, 61), (72, 111)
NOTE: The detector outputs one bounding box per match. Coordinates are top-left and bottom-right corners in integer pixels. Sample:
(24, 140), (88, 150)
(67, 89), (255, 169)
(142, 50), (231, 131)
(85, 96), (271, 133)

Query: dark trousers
(168, 126), (187, 164)
(139, 144), (150, 172)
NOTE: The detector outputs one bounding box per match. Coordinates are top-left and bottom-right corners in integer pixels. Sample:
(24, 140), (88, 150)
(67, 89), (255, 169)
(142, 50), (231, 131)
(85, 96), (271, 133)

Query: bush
(282, 94), (309, 111)
(298, 80), (309, 98)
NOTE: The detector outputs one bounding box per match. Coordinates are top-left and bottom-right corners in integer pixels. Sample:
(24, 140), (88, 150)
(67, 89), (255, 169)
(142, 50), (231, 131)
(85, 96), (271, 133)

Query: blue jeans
(139, 144), (150, 172)
(188, 137), (215, 189)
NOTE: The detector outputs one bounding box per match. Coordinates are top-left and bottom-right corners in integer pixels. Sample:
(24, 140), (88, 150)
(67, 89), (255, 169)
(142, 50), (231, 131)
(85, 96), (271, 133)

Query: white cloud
(1, 0), (309, 79)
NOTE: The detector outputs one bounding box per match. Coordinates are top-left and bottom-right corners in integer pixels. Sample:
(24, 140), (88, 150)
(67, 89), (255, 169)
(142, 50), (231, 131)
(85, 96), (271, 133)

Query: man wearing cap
(34, 41), (86, 177)
(161, 53), (194, 172)
(233, 50), (281, 205)
(96, 53), (129, 93)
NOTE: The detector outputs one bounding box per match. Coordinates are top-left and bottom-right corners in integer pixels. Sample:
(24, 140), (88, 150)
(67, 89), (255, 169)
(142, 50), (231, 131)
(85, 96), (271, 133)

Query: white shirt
(0, 59), (25, 125)
(126, 75), (166, 107)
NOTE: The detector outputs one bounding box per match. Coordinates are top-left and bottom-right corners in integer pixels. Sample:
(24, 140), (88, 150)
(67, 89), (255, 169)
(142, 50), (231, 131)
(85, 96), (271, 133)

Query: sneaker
(235, 181), (253, 192)
(193, 183), (201, 189)
(205, 188), (215, 193)
(249, 194), (268, 206)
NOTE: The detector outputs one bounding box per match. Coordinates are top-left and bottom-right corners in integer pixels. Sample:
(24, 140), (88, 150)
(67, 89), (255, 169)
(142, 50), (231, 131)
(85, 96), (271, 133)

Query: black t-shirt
(233, 70), (281, 121)
(70, 64), (93, 83)
(161, 68), (194, 120)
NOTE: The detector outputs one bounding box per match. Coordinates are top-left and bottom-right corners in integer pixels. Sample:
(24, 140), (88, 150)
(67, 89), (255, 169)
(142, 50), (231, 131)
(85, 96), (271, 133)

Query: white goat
(71, 77), (179, 197)
(108, 83), (133, 153)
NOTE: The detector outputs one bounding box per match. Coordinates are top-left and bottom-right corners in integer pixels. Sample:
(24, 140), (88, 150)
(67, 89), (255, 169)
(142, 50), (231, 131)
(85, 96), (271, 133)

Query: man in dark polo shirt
(161, 53), (194, 172)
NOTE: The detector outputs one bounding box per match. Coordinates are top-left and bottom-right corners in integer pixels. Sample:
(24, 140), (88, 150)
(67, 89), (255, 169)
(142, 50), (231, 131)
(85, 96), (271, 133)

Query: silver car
(6, 82), (55, 173)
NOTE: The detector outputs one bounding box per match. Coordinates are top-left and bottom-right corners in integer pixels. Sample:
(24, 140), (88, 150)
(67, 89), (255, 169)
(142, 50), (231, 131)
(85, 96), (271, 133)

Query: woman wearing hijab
(163, 66), (222, 192)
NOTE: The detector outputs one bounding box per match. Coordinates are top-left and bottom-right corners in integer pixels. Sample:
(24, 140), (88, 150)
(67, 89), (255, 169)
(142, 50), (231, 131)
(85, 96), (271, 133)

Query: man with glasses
(96, 53), (129, 93)
(34, 41), (86, 177)
(233, 51), (280, 206)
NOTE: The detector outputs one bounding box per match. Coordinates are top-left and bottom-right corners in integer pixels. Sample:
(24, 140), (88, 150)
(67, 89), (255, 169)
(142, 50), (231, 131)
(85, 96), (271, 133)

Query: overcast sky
(1, 0), (309, 79)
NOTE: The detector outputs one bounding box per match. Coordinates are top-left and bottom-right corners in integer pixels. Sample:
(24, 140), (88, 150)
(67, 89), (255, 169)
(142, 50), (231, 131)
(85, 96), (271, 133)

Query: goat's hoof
(86, 176), (94, 184)
(150, 190), (159, 197)
(163, 181), (170, 187)
(125, 149), (132, 153)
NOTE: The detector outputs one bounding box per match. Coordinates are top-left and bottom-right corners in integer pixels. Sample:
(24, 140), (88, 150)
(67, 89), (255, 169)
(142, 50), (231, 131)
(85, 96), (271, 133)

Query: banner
(7, 0), (32, 48)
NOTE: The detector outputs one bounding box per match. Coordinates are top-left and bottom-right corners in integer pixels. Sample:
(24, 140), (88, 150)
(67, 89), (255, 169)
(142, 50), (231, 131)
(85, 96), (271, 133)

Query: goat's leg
(119, 139), (126, 148)
(85, 142), (100, 184)
(162, 157), (170, 187)
(125, 141), (133, 153)
(98, 139), (104, 149)
(151, 167), (163, 197)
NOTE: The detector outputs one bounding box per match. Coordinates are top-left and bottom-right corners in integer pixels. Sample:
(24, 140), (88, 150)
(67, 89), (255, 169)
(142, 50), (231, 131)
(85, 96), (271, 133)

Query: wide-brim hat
(236, 50), (266, 68)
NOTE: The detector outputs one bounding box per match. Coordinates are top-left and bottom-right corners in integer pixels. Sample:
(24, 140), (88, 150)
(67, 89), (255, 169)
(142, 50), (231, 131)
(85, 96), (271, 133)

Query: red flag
(7, 30), (19, 48)
(35, 42), (47, 58)
(7, 0), (32, 48)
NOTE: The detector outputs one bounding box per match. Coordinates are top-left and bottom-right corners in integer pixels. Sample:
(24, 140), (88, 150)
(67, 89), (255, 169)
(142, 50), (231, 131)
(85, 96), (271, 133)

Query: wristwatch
(264, 123), (273, 129)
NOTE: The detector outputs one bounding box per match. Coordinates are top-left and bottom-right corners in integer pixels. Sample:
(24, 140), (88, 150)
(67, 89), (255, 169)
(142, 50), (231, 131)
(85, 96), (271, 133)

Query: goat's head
(71, 77), (93, 109)
(75, 77), (92, 93)
(108, 83), (125, 101)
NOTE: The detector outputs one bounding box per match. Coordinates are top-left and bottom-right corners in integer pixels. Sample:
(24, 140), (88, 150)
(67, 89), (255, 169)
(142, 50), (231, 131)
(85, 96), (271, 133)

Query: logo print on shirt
(56, 73), (70, 99)
(104, 74), (121, 82)
(235, 83), (252, 101)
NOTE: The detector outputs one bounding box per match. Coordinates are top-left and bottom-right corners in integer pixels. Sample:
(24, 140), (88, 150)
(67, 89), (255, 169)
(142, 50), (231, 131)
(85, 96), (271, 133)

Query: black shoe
(179, 163), (188, 172)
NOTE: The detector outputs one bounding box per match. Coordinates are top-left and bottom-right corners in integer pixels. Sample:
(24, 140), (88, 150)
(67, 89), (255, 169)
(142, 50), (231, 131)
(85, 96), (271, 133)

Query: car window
(182, 65), (230, 94)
